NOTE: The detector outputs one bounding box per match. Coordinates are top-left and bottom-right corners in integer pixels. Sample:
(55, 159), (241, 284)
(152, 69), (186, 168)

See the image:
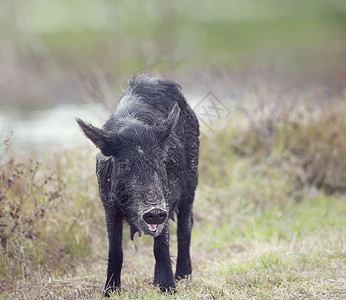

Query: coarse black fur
(76, 75), (199, 296)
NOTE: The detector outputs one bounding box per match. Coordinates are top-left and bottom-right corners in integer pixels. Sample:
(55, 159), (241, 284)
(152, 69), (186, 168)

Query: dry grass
(0, 141), (105, 293)
(0, 96), (345, 299)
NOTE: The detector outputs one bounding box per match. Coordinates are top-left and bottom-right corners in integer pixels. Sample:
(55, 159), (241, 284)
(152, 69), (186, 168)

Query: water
(0, 94), (203, 154)
(0, 103), (111, 153)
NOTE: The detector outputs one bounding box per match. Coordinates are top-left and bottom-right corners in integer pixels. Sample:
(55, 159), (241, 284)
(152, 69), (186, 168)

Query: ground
(1, 95), (345, 299)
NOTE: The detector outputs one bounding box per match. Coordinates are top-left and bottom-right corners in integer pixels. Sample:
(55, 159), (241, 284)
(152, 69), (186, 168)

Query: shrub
(200, 98), (346, 194)
(276, 102), (346, 193)
(0, 139), (102, 281)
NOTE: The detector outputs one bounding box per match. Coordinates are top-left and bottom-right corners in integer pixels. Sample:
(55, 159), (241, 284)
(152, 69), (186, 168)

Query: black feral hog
(76, 75), (199, 296)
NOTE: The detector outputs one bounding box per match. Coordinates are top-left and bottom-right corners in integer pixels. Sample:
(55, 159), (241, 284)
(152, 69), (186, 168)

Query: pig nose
(143, 209), (167, 224)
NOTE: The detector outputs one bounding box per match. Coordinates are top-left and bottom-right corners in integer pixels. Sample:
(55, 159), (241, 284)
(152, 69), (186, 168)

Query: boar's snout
(139, 208), (168, 236)
(143, 208), (167, 225)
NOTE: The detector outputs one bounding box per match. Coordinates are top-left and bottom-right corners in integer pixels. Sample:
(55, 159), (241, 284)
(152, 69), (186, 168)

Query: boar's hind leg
(104, 212), (123, 297)
(153, 223), (176, 293)
(175, 199), (194, 280)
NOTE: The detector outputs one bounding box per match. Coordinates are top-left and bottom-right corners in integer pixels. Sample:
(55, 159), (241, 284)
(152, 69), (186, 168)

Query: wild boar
(76, 75), (199, 296)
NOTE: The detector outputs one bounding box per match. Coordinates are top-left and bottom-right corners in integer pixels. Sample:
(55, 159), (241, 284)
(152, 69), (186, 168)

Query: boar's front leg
(104, 211), (123, 297)
(153, 223), (176, 293)
(175, 201), (193, 280)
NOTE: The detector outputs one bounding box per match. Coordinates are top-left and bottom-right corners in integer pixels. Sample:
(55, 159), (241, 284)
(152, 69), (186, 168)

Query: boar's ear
(75, 117), (118, 156)
(156, 103), (180, 145)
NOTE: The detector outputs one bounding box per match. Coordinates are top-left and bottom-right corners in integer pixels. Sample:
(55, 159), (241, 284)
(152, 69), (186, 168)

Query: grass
(0, 96), (345, 299)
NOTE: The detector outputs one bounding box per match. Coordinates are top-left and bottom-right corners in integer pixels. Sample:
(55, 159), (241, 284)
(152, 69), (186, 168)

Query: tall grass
(203, 97), (346, 194)
(0, 142), (104, 283)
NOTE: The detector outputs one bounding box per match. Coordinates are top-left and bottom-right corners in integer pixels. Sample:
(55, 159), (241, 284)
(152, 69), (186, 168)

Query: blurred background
(1, 0), (346, 152)
(1, 2), (346, 298)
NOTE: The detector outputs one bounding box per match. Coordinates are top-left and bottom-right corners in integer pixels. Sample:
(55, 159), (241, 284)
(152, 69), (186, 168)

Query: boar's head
(76, 103), (180, 238)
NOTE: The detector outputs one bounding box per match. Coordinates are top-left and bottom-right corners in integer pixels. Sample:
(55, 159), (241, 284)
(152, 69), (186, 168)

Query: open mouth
(140, 219), (161, 235)
(146, 223), (158, 232)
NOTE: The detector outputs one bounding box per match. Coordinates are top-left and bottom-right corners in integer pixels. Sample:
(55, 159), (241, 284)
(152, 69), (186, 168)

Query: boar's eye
(117, 160), (130, 174)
